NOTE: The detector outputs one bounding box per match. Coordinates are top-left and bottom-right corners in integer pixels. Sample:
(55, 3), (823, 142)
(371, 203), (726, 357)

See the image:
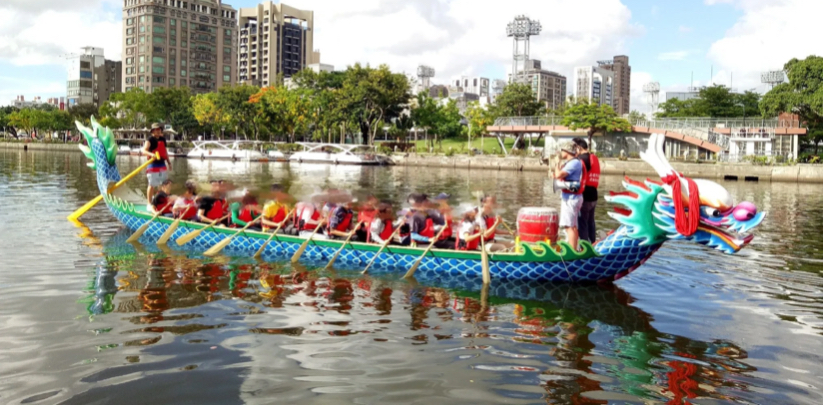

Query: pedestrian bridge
(487, 116), (807, 160)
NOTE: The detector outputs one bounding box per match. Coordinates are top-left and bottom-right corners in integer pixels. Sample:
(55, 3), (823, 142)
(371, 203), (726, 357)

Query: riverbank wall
(4, 142), (823, 183)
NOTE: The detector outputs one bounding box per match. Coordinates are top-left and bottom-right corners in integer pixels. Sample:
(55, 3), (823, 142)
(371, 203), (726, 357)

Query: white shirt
(369, 218), (404, 244)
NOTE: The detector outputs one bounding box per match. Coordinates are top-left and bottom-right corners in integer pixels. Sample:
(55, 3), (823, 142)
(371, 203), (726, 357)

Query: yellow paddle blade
(176, 228), (204, 246)
(68, 195), (104, 221)
(403, 258), (423, 279)
(157, 219), (180, 245)
(126, 222), (151, 244)
(254, 235), (275, 259)
(291, 239), (311, 263)
(203, 237), (233, 257)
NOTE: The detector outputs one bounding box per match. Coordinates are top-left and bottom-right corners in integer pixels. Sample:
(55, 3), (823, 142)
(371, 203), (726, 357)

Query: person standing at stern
(141, 123), (171, 207)
(573, 137), (600, 243)
(553, 141), (585, 251)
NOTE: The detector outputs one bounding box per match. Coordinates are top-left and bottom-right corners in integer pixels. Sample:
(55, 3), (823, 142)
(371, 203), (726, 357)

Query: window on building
(139, 16), (145, 23)
(170, 29), (176, 36)
(139, 76), (144, 83)
(127, 28), (134, 35)
(182, 40), (187, 48)
(154, 16), (165, 24)
(181, 70), (187, 77)
(126, 57), (134, 65)
(181, 79), (186, 86)
(153, 37), (164, 44)
(139, 56), (145, 63)
(171, 18), (176, 26)
(126, 67), (134, 74)
(152, 65), (165, 74)
(223, 75), (230, 82)
(170, 78), (176, 86)
(169, 58), (176, 67)
(139, 45), (145, 52)
(152, 56), (165, 64)
(127, 18), (134, 25)
(126, 38), (134, 45)
(170, 38), (176, 46)
(139, 66), (145, 73)
(154, 26), (165, 34)
(223, 65), (231, 72)
(139, 35), (146, 43)
(181, 60), (187, 67)
(182, 21), (187, 29)
(225, 29), (232, 36)
(140, 25), (146, 33)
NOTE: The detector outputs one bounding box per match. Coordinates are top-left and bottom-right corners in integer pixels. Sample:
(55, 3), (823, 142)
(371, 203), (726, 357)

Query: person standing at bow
(573, 138), (600, 243)
(553, 142), (585, 251)
(141, 123), (171, 207)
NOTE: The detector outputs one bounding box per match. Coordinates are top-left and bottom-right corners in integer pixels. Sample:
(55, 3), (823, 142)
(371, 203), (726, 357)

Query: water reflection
(74, 229), (783, 404)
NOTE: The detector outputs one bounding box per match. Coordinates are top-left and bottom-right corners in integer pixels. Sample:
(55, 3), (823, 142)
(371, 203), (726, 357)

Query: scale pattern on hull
(113, 209), (660, 283)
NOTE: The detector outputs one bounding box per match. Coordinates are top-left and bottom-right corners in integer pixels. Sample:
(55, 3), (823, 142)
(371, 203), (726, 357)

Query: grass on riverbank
(406, 136), (518, 155)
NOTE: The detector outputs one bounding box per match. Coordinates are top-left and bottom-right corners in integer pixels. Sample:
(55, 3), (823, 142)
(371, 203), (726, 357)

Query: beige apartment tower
(122, 0), (237, 94)
(237, 2), (320, 87)
(599, 55), (631, 115)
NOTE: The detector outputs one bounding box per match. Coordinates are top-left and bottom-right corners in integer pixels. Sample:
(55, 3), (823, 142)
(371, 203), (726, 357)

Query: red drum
(517, 207), (559, 244)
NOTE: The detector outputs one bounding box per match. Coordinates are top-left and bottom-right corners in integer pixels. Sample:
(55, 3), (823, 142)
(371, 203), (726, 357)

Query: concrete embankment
(391, 154), (823, 184)
(4, 142), (823, 183)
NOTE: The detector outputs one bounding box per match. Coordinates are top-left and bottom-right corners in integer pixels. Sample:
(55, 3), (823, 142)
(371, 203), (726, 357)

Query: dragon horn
(640, 133), (674, 179)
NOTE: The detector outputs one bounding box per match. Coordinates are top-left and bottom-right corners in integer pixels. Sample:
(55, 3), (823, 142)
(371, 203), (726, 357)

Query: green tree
(411, 91), (440, 145)
(68, 104), (100, 126)
(251, 86), (312, 143)
(433, 99), (463, 143)
(465, 101), (496, 144)
(1, 107), (20, 138)
(192, 92), (231, 138)
(656, 97), (700, 118)
(561, 100), (632, 150)
(214, 84), (262, 140)
(99, 88), (155, 129)
(492, 82), (543, 117)
(627, 110), (647, 125)
(337, 64), (411, 145)
(761, 55), (823, 154)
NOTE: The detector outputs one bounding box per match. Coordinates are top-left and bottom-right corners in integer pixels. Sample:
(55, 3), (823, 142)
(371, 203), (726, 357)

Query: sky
(0, 0), (821, 113)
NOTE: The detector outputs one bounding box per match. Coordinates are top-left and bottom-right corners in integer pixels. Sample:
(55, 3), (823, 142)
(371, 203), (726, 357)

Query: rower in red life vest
(552, 142), (586, 251)
(141, 123), (172, 208)
(476, 194), (514, 252)
(172, 180), (198, 220)
(231, 191), (262, 230)
(327, 199), (357, 240)
(368, 202), (405, 244)
(197, 180), (228, 225)
(294, 201), (323, 237)
(455, 209), (482, 251)
(432, 193), (455, 245)
(355, 195), (379, 242)
(260, 184), (292, 233)
(573, 138), (600, 243)
(150, 179), (176, 216)
(409, 194), (452, 249)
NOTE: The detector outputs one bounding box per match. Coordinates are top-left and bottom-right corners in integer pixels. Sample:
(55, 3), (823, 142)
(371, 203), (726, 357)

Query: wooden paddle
(362, 221), (404, 275)
(290, 217), (327, 263)
(253, 208), (295, 259)
(325, 221), (363, 270)
(157, 203), (196, 245)
(68, 157), (157, 221)
(480, 236), (491, 285)
(203, 217), (262, 257)
(403, 225), (448, 279)
(175, 214), (230, 246)
(126, 202), (173, 244)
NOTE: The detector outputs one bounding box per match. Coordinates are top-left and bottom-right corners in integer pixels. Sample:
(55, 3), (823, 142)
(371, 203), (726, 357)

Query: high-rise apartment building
(237, 2), (320, 87)
(574, 65), (614, 107)
(509, 60), (567, 110)
(452, 77), (490, 99)
(67, 47), (122, 107)
(598, 55), (631, 115)
(122, 0), (237, 94)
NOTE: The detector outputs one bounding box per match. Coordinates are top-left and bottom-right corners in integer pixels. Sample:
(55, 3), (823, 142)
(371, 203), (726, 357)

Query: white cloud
(658, 51), (689, 61)
(630, 71), (655, 115)
(0, 1), (122, 66)
(707, 0), (821, 93)
(300, 0), (642, 81)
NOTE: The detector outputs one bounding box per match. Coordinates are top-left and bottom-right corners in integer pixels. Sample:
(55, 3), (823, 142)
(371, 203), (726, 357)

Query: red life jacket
(239, 206), (258, 223)
(328, 208), (353, 235)
(295, 203), (320, 231)
(357, 208), (376, 226)
(455, 222), (480, 250)
(177, 197), (197, 220)
(367, 218), (394, 243)
(586, 153), (601, 188)
(440, 216), (453, 240)
(205, 198), (225, 221)
(419, 217), (435, 238)
(562, 161), (588, 195)
(271, 205), (287, 223)
(483, 215), (496, 241)
(153, 193), (173, 214)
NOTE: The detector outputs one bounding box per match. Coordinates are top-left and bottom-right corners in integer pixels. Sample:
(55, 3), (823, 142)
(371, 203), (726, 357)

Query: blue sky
(1, 0), (818, 113)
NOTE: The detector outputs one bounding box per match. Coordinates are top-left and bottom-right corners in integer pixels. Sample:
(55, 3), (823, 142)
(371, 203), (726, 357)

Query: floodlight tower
(761, 70), (785, 89)
(417, 65), (435, 90)
(507, 15), (541, 84)
(643, 82), (660, 112)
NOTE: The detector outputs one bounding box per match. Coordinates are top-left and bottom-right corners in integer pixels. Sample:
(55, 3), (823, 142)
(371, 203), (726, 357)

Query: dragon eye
(701, 207), (721, 217)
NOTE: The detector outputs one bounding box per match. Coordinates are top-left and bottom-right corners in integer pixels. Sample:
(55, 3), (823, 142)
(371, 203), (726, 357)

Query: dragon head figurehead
(606, 133), (765, 254)
(76, 116), (120, 195)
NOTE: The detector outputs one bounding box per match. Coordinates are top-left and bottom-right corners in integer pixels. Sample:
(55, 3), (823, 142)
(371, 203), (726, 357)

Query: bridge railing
(636, 117), (782, 130)
(492, 116), (564, 127)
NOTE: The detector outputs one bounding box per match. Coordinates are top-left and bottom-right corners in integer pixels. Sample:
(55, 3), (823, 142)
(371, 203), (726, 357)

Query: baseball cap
(434, 193), (451, 201)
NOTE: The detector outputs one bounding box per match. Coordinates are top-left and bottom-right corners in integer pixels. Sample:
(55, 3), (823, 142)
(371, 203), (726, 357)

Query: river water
(1, 149), (821, 405)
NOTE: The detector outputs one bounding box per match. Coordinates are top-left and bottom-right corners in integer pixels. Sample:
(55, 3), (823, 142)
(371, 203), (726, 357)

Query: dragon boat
(76, 118), (765, 283)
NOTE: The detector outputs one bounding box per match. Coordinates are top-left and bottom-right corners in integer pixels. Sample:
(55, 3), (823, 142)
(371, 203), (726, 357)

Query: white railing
(493, 116), (564, 126)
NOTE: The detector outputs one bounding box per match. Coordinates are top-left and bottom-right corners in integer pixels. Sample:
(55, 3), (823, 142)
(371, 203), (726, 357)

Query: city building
(66, 47), (121, 107)
(308, 63), (333, 73)
(451, 77), (490, 99)
(520, 60), (566, 111)
(490, 79), (506, 103)
(598, 56), (631, 115)
(237, 1), (320, 87)
(428, 84), (449, 99)
(122, 0), (237, 94)
(574, 65), (614, 107)
(665, 89), (701, 102)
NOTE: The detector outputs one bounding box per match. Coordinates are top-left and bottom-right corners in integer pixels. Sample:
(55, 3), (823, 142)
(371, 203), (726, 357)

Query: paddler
(197, 180), (228, 225)
(260, 184), (292, 233)
(355, 195), (379, 242)
(368, 202), (405, 244)
(553, 141), (584, 251)
(231, 190), (262, 230)
(172, 180), (198, 220)
(476, 194), (514, 252)
(432, 193), (455, 245)
(455, 208), (482, 251)
(573, 138), (600, 243)
(150, 179), (175, 216)
(141, 123), (171, 207)
(409, 194), (452, 249)
(327, 199), (357, 240)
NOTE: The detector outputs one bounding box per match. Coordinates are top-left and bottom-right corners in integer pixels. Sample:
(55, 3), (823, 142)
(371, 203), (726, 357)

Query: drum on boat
(517, 207), (559, 244)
